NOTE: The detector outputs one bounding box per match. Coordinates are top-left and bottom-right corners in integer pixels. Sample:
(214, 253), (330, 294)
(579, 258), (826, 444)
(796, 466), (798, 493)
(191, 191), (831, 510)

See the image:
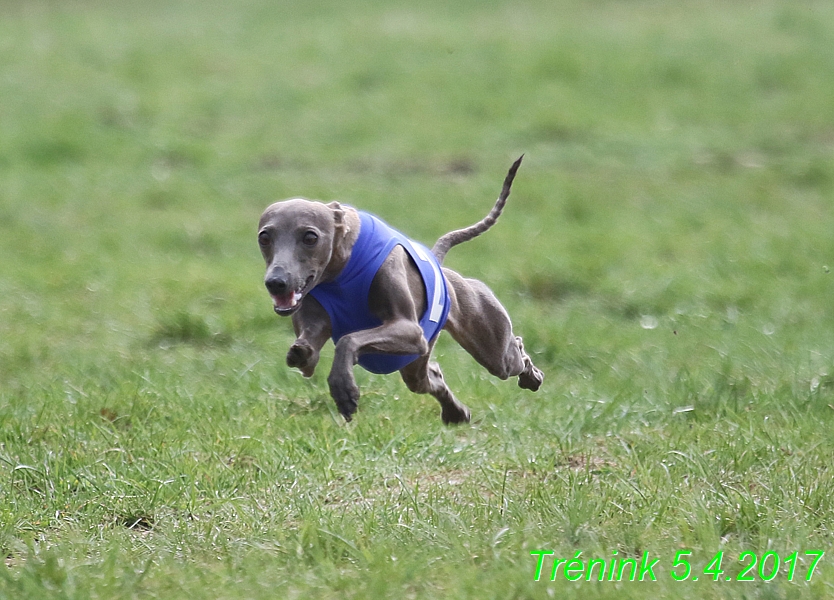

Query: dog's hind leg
(400, 351), (471, 425)
(443, 269), (543, 391)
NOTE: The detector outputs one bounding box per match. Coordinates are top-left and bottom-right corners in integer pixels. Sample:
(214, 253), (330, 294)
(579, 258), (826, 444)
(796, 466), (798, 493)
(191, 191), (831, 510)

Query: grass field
(2, 0), (834, 597)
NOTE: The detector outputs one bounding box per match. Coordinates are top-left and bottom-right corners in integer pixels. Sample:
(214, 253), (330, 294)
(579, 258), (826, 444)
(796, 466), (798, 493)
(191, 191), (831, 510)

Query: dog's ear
(328, 201), (349, 234)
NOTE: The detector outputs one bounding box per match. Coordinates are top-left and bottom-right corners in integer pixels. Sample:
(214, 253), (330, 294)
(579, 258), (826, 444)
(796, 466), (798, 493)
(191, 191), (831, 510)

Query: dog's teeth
(271, 291), (303, 312)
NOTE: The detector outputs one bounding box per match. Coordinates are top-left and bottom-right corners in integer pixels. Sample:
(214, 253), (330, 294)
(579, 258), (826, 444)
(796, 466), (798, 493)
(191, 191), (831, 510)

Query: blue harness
(309, 211), (450, 374)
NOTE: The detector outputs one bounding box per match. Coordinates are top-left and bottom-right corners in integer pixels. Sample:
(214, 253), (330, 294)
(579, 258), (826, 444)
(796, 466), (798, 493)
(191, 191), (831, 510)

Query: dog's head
(257, 199), (352, 316)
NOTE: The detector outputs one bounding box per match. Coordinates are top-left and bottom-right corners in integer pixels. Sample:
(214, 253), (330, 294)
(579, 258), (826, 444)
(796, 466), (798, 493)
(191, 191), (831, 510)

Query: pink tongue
(272, 292), (301, 310)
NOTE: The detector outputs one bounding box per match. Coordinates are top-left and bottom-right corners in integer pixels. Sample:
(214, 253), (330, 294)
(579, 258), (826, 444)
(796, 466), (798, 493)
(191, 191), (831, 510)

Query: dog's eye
(258, 231), (270, 247)
(302, 231), (319, 246)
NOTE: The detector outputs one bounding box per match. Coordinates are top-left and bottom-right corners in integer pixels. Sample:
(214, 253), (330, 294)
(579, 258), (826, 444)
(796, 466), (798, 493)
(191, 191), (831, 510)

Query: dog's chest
(309, 211), (450, 374)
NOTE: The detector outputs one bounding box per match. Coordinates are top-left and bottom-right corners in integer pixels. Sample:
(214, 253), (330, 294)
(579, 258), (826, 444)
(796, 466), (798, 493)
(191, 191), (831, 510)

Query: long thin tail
(431, 155), (523, 264)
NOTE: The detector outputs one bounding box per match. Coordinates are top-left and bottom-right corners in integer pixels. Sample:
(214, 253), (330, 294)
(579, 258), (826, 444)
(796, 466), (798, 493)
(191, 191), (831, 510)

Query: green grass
(2, 0), (834, 597)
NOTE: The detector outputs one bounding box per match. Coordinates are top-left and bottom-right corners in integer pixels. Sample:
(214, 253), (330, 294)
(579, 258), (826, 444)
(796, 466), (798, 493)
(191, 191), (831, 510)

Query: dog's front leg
(288, 296), (332, 378)
(328, 320), (429, 421)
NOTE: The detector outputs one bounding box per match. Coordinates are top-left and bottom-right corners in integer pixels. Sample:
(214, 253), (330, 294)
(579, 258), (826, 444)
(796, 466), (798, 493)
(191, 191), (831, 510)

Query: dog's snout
(265, 273), (290, 295)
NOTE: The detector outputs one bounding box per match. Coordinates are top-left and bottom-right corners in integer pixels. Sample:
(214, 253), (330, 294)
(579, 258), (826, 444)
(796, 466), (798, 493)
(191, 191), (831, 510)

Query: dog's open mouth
(271, 291), (303, 315)
(270, 276), (314, 316)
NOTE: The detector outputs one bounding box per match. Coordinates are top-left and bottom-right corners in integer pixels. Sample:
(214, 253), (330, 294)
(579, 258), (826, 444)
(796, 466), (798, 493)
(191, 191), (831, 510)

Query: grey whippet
(257, 157), (543, 423)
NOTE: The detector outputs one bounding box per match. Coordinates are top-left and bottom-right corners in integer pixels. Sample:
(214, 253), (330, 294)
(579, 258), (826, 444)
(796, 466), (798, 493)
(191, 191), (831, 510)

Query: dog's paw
(328, 373), (360, 421)
(518, 364), (544, 392)
(441, 403), (471, 425)
(287, 341), (317, 377)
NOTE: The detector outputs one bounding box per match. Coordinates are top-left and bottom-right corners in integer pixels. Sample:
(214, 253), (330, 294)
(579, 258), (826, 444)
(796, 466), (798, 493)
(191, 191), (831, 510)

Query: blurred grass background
(1, 0), (834, 598)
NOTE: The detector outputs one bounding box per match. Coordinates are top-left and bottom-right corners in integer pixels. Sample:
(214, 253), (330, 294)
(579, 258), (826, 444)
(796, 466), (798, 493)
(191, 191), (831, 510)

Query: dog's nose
(265, 273), (290, 296)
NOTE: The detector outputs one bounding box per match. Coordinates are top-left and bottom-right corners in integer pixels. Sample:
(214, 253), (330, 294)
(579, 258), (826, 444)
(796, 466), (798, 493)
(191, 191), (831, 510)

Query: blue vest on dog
(309, 211), (450, 374)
